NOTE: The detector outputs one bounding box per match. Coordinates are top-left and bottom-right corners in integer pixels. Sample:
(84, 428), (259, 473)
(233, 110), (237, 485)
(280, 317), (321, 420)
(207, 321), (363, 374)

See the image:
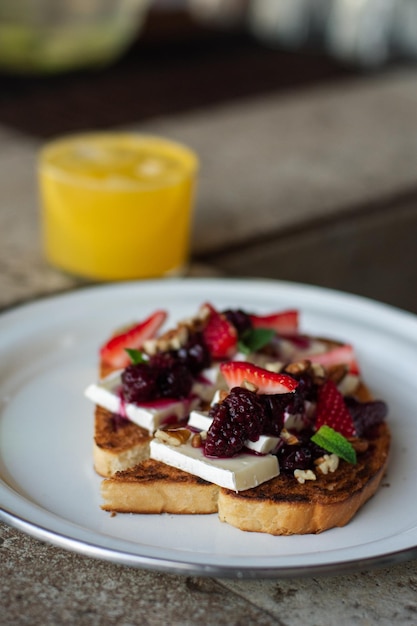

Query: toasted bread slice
(93, 314), (389, 532)
(101, 458), (219, 514)
(217, 422), (390, 534)
(94, 405), (152, 477)
(98, 374), (390, 534)
(99, 423), (389, 530)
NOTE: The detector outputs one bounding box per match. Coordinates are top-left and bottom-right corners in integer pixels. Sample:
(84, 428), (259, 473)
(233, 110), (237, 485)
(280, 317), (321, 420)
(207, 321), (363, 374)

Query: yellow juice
(39, 133), (198, 280)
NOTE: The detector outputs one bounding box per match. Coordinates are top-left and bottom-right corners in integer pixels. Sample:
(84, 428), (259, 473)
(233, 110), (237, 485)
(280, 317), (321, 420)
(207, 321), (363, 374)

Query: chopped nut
(143, 323), (189, 356)
(315, 454), (340, 475)
(241, 379), (258, 393)
(338, 374), (360, 397)
(327, 363), (349, 385)
(217, 390), (229, 403)
(294, 469), (316, 484)
(191, 433), (203, 448)
(143, 338), (158, 355)
(347, 437), (369, 453)
(155, 428), (191, 446)
(280, 429), (300, 445)
(265, 361), (284, 373)
(284, 360), (310, 375)
(197, 304), (211, 322)
(178, 313), (207, 333)
(309, 362), (326, 383)
(168, 325), (189, 350)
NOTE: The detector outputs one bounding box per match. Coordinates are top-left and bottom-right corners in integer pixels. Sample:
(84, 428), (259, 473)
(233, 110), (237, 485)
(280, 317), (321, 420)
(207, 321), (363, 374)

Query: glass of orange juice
(38, 132), (198, 280)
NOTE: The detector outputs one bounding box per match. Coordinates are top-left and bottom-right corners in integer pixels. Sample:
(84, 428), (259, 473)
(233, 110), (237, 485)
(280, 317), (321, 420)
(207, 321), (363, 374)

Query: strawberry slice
(201, 303), (237, 359)
(315, 379), (356, 437)
(308, 343), (360, 375)
(100, 309), (167, 369)
(249, 310), (299, 334)
(220, 361), (298, 394)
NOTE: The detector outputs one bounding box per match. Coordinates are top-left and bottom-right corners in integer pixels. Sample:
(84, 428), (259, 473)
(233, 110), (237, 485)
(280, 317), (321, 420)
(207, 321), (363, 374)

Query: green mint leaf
(311, 425), (357, 464)
(238, 328), (275, 355)
(125, 348), (145, 364)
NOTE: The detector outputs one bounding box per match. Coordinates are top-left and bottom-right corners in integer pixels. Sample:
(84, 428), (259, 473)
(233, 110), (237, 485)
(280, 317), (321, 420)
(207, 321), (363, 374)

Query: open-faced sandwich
(85, 303), (389, 535)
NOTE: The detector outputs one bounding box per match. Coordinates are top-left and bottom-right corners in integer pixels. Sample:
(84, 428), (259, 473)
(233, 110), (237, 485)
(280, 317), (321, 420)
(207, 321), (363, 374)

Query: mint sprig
(238, 328), (275, 355)
(311, 425), (357, 464)
(125, 348), (146, 364)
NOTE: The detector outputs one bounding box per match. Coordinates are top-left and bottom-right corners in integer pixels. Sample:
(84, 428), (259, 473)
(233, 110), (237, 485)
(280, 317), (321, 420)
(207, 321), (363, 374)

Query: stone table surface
(1, 67), (417, 625)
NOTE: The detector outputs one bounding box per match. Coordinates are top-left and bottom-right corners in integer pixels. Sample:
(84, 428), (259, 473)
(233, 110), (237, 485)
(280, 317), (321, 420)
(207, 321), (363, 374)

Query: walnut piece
(284, 360), (311, 376)
(280, 428), (300, 445)
(294, 469), (316, 484)
(155, 428), (191, 446)
(241, 379), (258, 393)
(315, 453), (340, 475)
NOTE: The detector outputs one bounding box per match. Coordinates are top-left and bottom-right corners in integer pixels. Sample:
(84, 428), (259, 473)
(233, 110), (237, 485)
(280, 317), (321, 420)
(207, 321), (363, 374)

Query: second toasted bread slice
(94, 405), (152, 477)
(101, 458), (219, 514)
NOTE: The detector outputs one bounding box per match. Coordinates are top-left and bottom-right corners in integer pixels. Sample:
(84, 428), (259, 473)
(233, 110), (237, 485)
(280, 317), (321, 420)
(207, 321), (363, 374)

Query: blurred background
(2, 0), (417, 137)
(1, 0), (417, 313)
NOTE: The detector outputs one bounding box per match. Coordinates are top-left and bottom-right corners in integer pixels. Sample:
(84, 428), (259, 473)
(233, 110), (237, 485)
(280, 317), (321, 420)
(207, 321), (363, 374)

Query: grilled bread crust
(94, 406), (152, 477)
(99, 423), (390, 533)
(101, 458), (219, 514)
(217, 422), (390, 534)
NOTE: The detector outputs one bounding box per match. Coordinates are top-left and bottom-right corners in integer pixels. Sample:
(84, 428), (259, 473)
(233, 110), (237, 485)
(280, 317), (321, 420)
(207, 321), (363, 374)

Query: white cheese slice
(188, 410), (280, 455)
(84, 370), (199, 434)
(247, 435), (280, 454)
(150, 439), (279, 492)
(188, 409), (212, 431)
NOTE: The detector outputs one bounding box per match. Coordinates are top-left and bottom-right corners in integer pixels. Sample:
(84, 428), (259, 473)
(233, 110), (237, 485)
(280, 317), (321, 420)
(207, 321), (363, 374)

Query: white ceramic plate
(1, 278), (416, 578)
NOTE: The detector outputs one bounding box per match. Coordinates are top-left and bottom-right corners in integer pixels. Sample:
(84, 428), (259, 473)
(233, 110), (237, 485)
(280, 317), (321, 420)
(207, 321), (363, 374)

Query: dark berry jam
(176, 331), (211, 375)
(121, 363), (158, 403)
(156, 362), (193, 399)
(121, 360), (193, 403)
(276, 432), (326, 474)
(121, 330), (212, 403)
(345, 397), (387, 437)
(222, 308), (253, 336)
(205, 369), (321, 458)
(205, 386), (266, 457)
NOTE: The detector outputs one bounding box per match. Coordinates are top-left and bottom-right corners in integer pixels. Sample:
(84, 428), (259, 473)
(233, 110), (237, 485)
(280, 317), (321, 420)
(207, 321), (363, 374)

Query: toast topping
(150, 438), (279, 491)
(100, 310), (167, 369)
(93, 302), (391, 533)
(85, 371), (201, 433)
(315, 454), (340, 475)
(311, 426), (357, 464)
(294, 469), (317, 484)
(90, 303), (389, 494)
(200, 303), (238, 360)
(220, 361), (299, 395)
(154, 427), (191, 447)
(315, 379), (356, 437)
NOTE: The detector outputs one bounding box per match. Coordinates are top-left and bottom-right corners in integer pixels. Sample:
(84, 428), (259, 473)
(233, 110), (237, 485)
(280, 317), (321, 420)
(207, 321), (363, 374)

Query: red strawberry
(315, 379), (356, 437)
(308, 343), (360, 375)
(249, 309), (299, 334)
(100, 309), (167, 369)
(220, 361), (298, 394)
(201, 303), (237, 359)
